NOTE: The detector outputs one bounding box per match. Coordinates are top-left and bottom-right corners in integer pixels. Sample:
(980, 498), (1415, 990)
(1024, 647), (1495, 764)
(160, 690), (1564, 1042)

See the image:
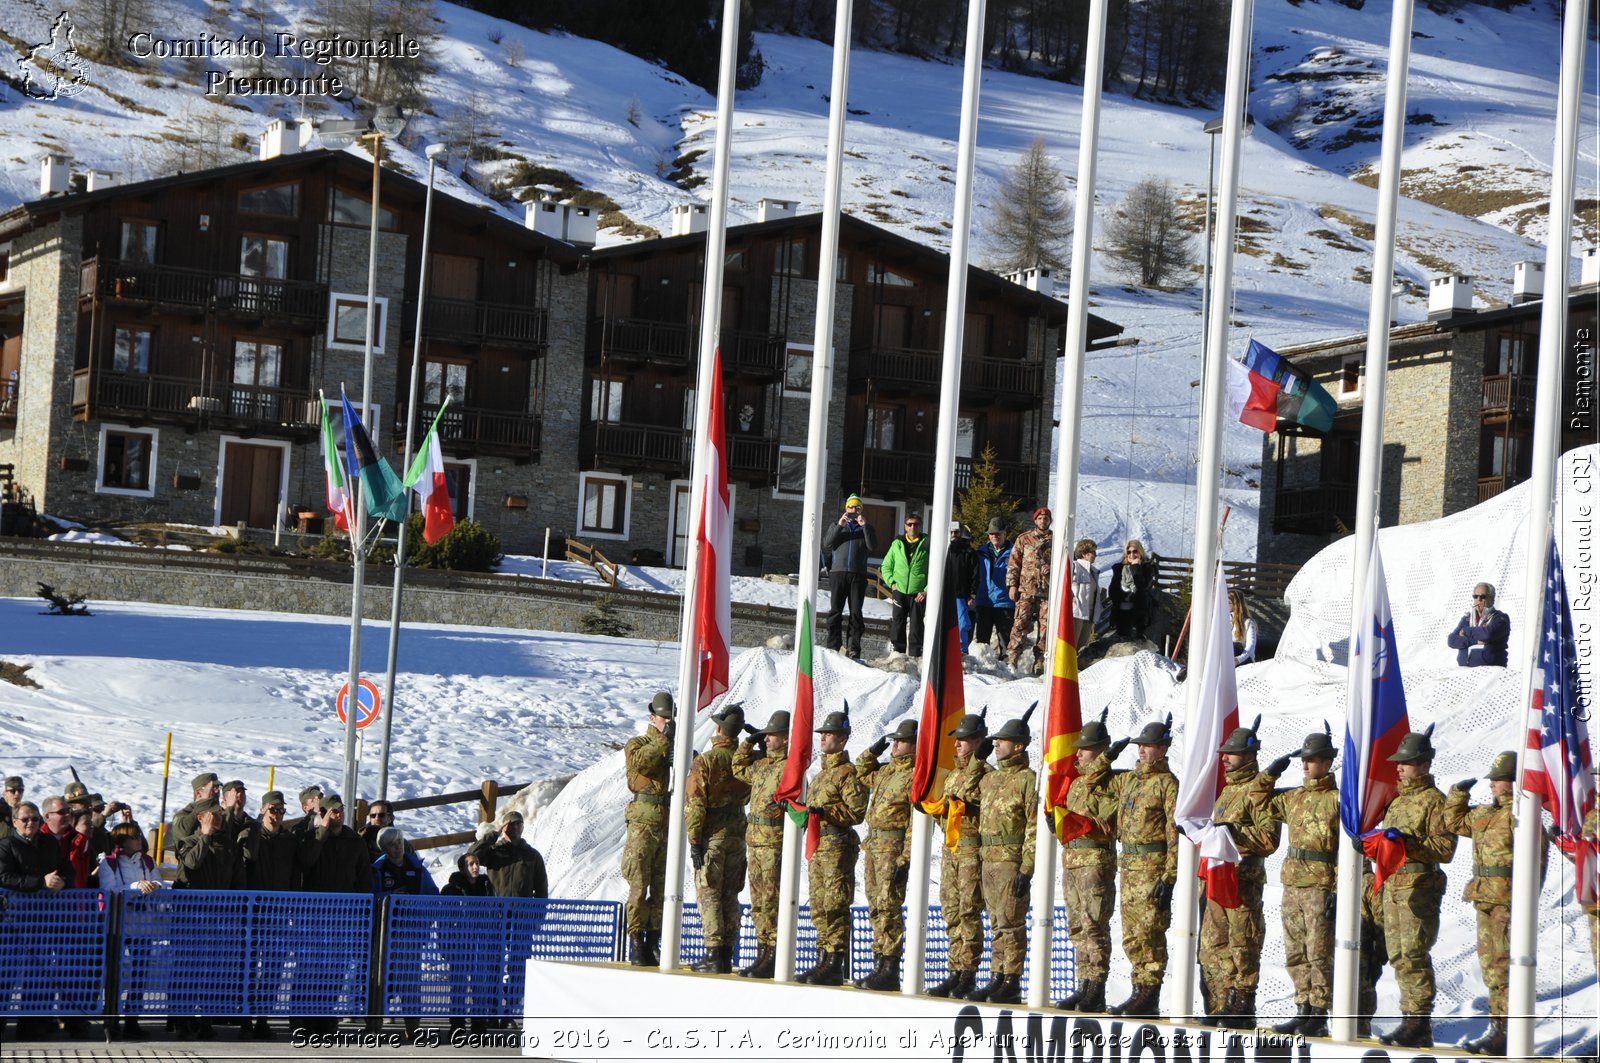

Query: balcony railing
(594, 317), (785, 378)
(965, 357), (1044, 399)
(727, 434), (777, 479)
(721, 329), (786, 378)
(81, 258), (327, 323)
(411, 297), (548, 349)
(1478, 475), (1518, 502)
(591, 421), (778, 478)
(71, 369), (319, 430)
(1272, 482), (1356, 534)
(0, 375), (15, 424)
(860, 448), (1039, 500)
(404, 401), (541, 457)
(1481, 373), (1535, 416)
(849, 344), (941, 389)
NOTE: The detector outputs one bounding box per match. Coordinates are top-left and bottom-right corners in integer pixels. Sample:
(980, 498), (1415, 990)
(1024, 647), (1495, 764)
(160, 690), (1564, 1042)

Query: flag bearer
(924, 711), (992, 1000)
(1106, 716), (1179, 1019)
(1051, 715), (1127, 1013)
(795, 706), (867, 986)
(686, 704), (751, 974)
(621, 691), (674, 966)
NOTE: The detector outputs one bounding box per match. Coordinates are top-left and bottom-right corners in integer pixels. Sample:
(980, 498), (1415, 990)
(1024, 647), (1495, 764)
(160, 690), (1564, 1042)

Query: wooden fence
(564, 538), (620, 588)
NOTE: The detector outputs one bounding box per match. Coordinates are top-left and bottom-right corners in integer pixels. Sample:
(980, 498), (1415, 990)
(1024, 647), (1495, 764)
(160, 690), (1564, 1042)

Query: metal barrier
(0, 889), (107, 1016)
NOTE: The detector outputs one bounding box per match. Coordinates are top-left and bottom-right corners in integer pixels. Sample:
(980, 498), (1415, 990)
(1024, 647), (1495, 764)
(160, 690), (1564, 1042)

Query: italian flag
(693, 348), (731, 710)
(404, 400), (455, 545)
(319, 393), (351, 532)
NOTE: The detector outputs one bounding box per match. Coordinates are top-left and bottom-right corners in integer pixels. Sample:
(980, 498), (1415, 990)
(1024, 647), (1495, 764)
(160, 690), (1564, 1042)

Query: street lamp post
(377, 142), (447, 800)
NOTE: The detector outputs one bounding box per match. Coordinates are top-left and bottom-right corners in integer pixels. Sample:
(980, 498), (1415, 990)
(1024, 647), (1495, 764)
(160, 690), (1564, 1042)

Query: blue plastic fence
(0, 888), (107, 1016)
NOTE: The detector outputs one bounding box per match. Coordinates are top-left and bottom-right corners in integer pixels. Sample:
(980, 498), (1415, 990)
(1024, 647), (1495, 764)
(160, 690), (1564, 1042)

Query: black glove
(1452, 777), (1477, 793)
(1152, 879), (1174, 911)
(1040, 802), (1054, 825)
(869, 736), (890, 758)
(893, 863), (909, 890)
(977, 737), (994, 761)
(1322, 891), (1337, 924)
(1266, 755), (1292, 778)
(1011, 871), (1031, 898)
(1107, 737), (1131, 762)
(690, 843), (705, 871)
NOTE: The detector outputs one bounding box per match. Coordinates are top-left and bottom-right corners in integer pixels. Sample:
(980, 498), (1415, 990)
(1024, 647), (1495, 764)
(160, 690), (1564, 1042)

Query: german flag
(911, 590), (966, 805)
(1041, 583), (1083, 841)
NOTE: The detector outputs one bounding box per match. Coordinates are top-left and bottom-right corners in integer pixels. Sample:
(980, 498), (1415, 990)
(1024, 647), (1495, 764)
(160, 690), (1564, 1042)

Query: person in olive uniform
(686, 704), (752, 974)
(174, 797), (242, 890)
(926, 710), (993, 999)
(467, 810), (548, 898)
(1250, 728), (1340, 1038)
(731, 710), (791, 978)
(1375, 728), (1457, 1051)
(296, 794), (371, 893)
(239, 790), (299, 892)
(796, 706), (867, 986)
(972, 708), (1037, 1005)
(1443, 751), (1546, 1056)
(854, 718), (917, 991)
(170, 772), (221, 850)
(1199, 717), (1281, 1028)
(1050, 712), (1127, 1013)
(1107, 715), (1179, 1019)
(621, 691), (675, 966)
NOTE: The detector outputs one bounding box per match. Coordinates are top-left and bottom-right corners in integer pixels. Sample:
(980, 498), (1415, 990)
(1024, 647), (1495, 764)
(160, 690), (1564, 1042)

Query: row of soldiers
(619, 692), (1598, 1054)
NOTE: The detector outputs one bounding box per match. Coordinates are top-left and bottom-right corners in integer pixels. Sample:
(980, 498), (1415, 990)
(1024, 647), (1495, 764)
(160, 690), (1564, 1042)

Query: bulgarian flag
(910, 588), (967, 805)
(319, 392), (351, 532)
(776, 599), (818, 857)
(1041, 576), (1084, 841)
(404, 400), (455, 545)
(693, 348), (731, 710)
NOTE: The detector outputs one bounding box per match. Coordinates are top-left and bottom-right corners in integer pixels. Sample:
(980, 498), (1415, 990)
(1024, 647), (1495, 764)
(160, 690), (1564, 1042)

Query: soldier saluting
(731, 710), (790, 979)
(796, 705), (867, 986)
(1250, 727), (1339, 1037)
(1051, 711), (1128, 1013)
(621, 691), (675, 966)
(972, 708), (1037, 1005)
(925, 710), (992, 999)
(854, 718), (918, 991)
(1107, 715), (1179, 1019)
(686, 703), (752, 974)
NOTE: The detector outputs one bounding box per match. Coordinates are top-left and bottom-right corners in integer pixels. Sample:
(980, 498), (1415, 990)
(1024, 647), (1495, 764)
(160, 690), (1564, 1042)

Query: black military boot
(860, 955), (900, 992)
(952, 970), (978, 999)
(1108, 983), (1159, 1019)
(853, 954), (886, 990)
(811, 949), (845, 987)
(1204, 984), (1231, 1025)
(796, 949), (831, 984)
(1298, 1007), (1329, 1039)
(1379, 1015), (1433, 1049)
(739, 943), (774, 979)
(1273, 1003), (1309, 1035)
(720, 944), (736, 974)
(643, 930), (662, 967)
(1227, 989), (1257, 1030)
(968, 971), (1003, 1002)
(988, 973), (1022, 1005)
(927, 969), (965, 997)
(691, 946), (723, 973)
(1075, 980), (1106, 1013)
(1464, 1019), (1507, 1056)
(1052, 983), (1086, 1011)
(628, 932), (651, 966)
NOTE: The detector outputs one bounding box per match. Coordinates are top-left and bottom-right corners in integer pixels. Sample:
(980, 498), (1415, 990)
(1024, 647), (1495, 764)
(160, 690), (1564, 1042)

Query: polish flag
(405, 401), (455, 545)
(693, 349), (731, 710)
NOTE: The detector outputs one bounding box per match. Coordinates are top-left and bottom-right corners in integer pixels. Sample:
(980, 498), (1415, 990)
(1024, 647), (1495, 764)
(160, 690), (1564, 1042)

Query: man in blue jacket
(972, 517), (1015, 654)
(822, 494), (878, 659)
(1447, 582), (1510, 667)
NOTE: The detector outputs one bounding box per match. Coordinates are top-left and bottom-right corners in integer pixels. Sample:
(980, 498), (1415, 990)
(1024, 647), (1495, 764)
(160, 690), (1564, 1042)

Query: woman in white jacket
(1070, 538), (1101, 648)
(96, 821), (163, 894)
(1229, 589), (1258, 665)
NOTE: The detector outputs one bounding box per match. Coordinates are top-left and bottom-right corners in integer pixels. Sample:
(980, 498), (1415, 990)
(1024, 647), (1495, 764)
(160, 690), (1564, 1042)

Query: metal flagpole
(775, 0), (853, 986)
(1169, 0), (1254, 1025)
(661, 0), (741, 972)
(905, 0), (988, 996)
(1506, 1), (1588, 1054)
(1024, 0), (1109, 1010)
(377, 143), (446, 801)
(1329, 0), (1414, 1042)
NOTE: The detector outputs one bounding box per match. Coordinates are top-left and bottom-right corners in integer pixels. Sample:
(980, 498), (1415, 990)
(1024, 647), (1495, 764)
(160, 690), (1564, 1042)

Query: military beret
(260, 791), (286, 810)
(319, 793), (345, 812)
(1033, 506), (1052, 521)
(192, 772), (220, 791)
(191, 797), (222, 815)
(649, 691), (676, 719)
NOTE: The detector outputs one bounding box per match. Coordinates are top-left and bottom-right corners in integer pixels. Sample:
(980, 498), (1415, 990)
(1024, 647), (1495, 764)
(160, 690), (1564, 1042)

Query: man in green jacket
(881, 514), (930, 657)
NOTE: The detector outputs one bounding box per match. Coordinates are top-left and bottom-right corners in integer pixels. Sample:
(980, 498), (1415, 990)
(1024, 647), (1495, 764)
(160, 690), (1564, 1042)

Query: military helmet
(1296, 729), (1337, 761)
(1387, 725), (1435, 764)
(816, 701), (851, 734)
(649, 691), (676, 719)
(757, 710), (791, 736)
(949, 706), (989, 740)
(1487, 751), (1517, 781)
(1218, 715), (1263, 756)
(1077, 707), (1112, 749)
(991, 702), (1036, 745)
(1133, 713), (1173, 746)
(888, 718), (918, 743)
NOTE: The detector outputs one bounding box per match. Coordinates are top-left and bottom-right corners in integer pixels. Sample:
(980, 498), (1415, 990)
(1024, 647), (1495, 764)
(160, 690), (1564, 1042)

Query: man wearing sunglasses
(881, 514), (930, 657)
(822, 494), (877, 661)
(1446, 582), (1510, 667)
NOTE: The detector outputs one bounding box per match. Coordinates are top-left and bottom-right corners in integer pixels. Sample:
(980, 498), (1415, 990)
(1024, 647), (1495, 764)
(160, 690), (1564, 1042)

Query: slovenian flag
(319, 393), (352, 532)
(693, 348), (731, 710)
(1175, 564), (1243, 908)
(1343, 542), (1411, 839)
(404, 400), (455, 545)
(1241, 338), (1337, 434)
(341, 390), (409, 523)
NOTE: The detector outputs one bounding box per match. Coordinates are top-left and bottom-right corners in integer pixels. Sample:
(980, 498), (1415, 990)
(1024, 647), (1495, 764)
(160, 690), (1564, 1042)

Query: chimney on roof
(39, 154), (69, 197)
(563, 202), (596, 247)
(671, 203), (708, 236)
(1003, 266), (1054, 297)
(523, 194), (596, 247)
(259, 119), (301, 161)
(757, 198), (796, 223)
(1583, 249), (1600, 288)
(1427, 273), (1473, 320)
(86, 171), (116, 192)
(1511, 260), (1544, 305)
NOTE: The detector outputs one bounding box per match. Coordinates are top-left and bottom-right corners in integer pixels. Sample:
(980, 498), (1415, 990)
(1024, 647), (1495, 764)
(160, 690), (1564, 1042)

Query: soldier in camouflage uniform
(1582, 790), (1600, 977)
(1107, 715), (1179, 1019)
(1050, 714), (1127, 1013)
(1199, 717), (1281, 1029)
(1358, 864), (1386, 1038)
(621, 691), (675, 966)
(1443, 751), (1546, 1056)
(686, 704), (752, 974)
(1251, 728), (1339, 1038)
(1375, 728), (1457, 1051)
(1005, 507), (1054, 672)
(796, 706), (867, 986)
(853, 718), (918, 991)
(973, 710), (1037, 1005)
(926, 711), (992, 999)
(731, 709), (790, 979)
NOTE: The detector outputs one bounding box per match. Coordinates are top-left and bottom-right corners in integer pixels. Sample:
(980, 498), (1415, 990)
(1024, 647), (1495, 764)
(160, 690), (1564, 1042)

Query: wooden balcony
(860, 448), (1039, 500)
(409, 297), (548, 349)
(593, 317), (784, 377)
(591, 421), (778, 479)
(848, 343), (941, 389)
(1478, 475), (1518, 502)
(403, 401), (541, 459)
(0, 375), (15, 425)
(1481, 373), (1535, 418)
(70, 369), (319, 432)
(964, 356), (1044, 400)
(1272, 482), (1355, 534)
(81, 258), (327, 323)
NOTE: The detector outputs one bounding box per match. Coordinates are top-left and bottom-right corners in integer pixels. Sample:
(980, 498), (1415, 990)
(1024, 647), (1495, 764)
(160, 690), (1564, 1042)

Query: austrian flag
(693, 348), (731, 710)
(404, 401), (456, 545)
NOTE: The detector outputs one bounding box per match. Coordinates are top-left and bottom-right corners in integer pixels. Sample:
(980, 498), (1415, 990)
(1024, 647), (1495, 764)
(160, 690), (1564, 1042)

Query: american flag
(1522, 536), (1597, 904)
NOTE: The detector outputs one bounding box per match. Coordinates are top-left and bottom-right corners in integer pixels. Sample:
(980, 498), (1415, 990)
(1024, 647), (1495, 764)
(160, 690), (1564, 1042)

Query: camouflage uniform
(1359, 865), (1386, 1035)
(1250, 768), (1339, 1011)
(731, 740), (787, 952)
(1378, 773), (1456, 1016)
(1198, 762), (1281, 1008)
(621, 724), (673, 939)
(1059, 751), (1120, 986)
(856, 746), (915, 961)
(1110, 753), (1179, 987)
(1584, 805), (1600, 971)
(935, 750), (992, 975)
(1005, 527), (1052, 667)
(977, 747), (1037, 978)
(686, 734), (750, 953)
(806, 749), (867, 954)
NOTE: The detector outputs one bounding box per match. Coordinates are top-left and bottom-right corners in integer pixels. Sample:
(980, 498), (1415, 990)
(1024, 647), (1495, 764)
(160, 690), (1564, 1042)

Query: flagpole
(661, 0), (740, 973)
(775, 0), (854, 986)
(1328, 0), (1415, 1042)
(1024, 0), (1110, 1010)
(1171, 0), (1254, 1024)
(1507, 1), (1587, 1053)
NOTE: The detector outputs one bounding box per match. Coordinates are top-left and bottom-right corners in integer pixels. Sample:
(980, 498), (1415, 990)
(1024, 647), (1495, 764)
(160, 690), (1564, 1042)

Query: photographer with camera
(822, 494), (877, 661)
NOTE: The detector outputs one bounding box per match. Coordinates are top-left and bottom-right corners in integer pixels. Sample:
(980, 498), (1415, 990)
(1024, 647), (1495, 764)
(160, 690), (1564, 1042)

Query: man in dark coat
(174, 798), (242, 890)
(0, 802), (69, 892)
(239, 791), (299, 891)
(1447, 582), (1511, 667)
(821, 494), (878, 660)
(467, 810), (548, 898)
(170, 772), (221, 850)
(297, 794), (371, 893)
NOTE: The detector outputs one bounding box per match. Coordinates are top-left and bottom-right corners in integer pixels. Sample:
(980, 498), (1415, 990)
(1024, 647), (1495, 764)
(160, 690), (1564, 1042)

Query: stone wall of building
(1384, 339), (1465, 526)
